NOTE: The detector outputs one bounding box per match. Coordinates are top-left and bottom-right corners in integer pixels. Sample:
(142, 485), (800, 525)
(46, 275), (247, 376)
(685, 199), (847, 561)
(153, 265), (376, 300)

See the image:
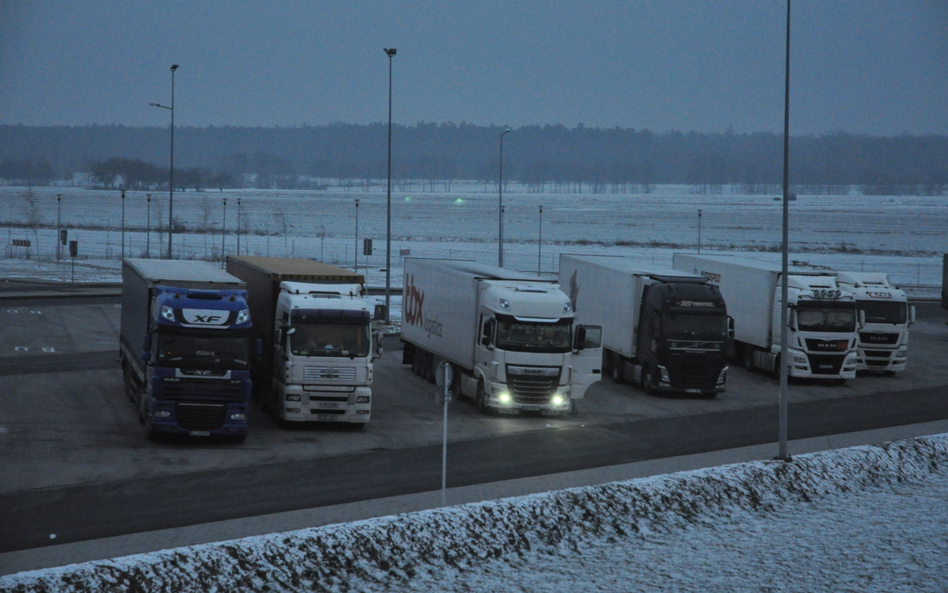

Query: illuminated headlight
(160, 305), (175, 322)
(551, 395), (566, 406)
(356, 396), (370, 404)
(716, 367), (728, 386)
(498, 392), (512, 404)
(230, 413), (246, 420)
(236, 309), (250, 324)
(658, 366), (670, 384)
(285, 394), (301, 402)
(153, 410), (171, 418)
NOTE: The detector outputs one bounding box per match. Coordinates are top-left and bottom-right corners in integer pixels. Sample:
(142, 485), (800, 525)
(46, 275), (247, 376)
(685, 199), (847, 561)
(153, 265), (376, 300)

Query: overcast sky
(1, 1), (945, 135)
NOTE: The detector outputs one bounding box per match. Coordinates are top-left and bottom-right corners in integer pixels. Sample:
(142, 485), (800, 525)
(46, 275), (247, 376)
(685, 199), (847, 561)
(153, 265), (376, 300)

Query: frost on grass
(2, 433), (946, 593)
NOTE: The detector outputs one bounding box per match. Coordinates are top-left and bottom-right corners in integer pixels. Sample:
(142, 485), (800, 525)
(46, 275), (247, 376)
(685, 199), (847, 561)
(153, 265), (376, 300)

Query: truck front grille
(507, 365), (559, 404)
(176, 403), (226, 431)
(666, 353), (723, 388)
(806, 354), (845, 375)
(304, 367), (356, 382)
(163, 380), (244, 402)
(859, 332), (899, 346)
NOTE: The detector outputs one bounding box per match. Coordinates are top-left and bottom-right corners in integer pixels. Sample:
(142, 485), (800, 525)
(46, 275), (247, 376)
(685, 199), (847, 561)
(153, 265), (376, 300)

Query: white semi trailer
(401, 258), (603, 415)
(559, 254), (730, 397)
(673, 254), (860, 381)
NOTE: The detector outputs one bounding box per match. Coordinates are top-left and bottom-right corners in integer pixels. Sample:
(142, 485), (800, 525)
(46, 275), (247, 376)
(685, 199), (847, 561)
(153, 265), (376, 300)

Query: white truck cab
(835, 271), (914, 374)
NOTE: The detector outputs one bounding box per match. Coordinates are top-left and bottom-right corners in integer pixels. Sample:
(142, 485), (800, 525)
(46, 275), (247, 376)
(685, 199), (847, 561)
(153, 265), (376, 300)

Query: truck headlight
(551, 394), (566, 406)
(356, 396), (370, 404)
(236, 309), (250, 324)
(716, 367), (728, 385)
(160, 306), (175, 322)
(658, 366), (670, 384)
(230, 413), (246, 420)
(793, 355), (807, 364)
(285, 394), (301, 402)
(895, 351), (907, 359)
(498, 392), (511, 404)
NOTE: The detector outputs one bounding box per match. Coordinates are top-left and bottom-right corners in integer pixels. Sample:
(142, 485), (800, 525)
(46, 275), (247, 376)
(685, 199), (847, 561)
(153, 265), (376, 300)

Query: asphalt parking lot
(1, 297), (946, 495)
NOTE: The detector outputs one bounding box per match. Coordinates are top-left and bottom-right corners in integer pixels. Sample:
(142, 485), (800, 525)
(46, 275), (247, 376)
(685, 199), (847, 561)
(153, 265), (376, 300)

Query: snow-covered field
(1, 184), (945, 301)
(2, 434), (947, 593)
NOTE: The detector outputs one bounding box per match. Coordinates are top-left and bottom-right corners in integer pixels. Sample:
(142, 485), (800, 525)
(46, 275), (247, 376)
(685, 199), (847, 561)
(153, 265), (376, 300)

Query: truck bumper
(855, 346), (908, 373)
(788, 350), (858, 380)
(488, 382), (572, 415)
(279, 385), (372, 424)
(147, 399), (248, 437)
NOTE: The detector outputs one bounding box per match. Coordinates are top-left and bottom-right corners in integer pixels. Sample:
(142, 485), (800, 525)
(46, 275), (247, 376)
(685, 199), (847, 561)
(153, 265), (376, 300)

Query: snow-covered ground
(2, 433), (947, 592)
(2, 184), (944, 306)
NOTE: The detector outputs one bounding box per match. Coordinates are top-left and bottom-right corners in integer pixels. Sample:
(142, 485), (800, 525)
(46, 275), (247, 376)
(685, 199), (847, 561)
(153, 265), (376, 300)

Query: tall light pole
(537, 205), (543, 274)
(236, 198), (242, 256)
(221, 197), (227, 266)
(383, 48), (396, 323)
(777, 0), (792, 462)
(120, 187), (126, 260)
(354, 198), (360, 273)
(150, 63), (178, 259)
(498, 128), (511, 267)
(697, 208), (703, 254)
(56, 194), (62, 262)
(146, 194), (152, 258)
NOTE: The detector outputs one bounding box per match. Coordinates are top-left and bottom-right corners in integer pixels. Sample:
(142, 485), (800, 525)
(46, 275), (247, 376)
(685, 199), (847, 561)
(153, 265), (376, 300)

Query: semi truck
(826, 270), (914, 374)
(673, 254), (860, 381)
(559, 254), (730, 397)
(119, 259), (255, 441)
(226, 256), (381, 428)
(401, 258), (602, 415)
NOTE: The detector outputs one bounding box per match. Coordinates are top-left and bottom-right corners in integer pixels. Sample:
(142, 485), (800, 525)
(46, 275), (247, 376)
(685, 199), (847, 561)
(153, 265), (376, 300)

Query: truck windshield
(495, 319), (572, 353)
(858, 300), (907, 324)
(662, 313), (727, 337)
(796, 302), (856, 332)
(155, 333), (250, 369)
(290, 322), (370, 358)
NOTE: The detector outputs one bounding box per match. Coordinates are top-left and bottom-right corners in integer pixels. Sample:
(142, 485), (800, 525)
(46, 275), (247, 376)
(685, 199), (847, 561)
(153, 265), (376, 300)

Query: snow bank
(3, 434), (947, 593)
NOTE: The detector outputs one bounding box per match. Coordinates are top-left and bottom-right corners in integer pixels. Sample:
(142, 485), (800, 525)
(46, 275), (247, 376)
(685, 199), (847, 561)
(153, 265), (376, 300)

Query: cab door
(570, 324), (603, 399)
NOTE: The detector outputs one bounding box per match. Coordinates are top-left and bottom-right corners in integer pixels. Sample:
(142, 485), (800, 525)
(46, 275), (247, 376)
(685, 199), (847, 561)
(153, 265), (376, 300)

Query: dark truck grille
(176, 402), (226, 431)
(859, 332), (899, 346)
(806, 354), (845, 375)
(666, 352), (723, 388)
(163, 379), (244, 402)
(507, 365), (559, 405)
(863, 350), (893, 367)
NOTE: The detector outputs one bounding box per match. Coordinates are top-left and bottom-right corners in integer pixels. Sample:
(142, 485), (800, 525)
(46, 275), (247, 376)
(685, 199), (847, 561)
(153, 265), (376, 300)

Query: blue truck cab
(120, 259), (256, 442)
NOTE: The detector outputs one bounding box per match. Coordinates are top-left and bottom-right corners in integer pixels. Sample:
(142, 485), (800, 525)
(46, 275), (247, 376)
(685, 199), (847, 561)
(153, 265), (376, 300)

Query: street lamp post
(697, 208), (703, 254)
(56, 194), (62, 262)
(383, 47), (396, 323)
(146, 194), (152, 258)
(120, 188), (126, 260)
(236, 198), (242, 256)
(498, 128), (511, 267)
(777, 0), (793, 462)
(538, 205), (543, 274)
(150, 63), (178, 259)
(221, 197), (227, 266)
(354, 198), (360, 273)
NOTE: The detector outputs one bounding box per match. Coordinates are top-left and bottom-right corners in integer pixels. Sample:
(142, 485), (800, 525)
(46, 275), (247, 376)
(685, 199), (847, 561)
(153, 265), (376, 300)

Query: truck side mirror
(858, 310), (866, 329)
(909, 306), (916, 325)
(727, 316), (735, 339)
(142, 334), (152, 353)
(481, 320), (494, 348)
(373, 329), (384, 358)
(374, 304), (387, 321)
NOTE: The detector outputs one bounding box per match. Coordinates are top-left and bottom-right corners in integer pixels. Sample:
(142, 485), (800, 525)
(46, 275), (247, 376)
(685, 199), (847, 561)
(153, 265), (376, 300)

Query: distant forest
(1, 123), (946, 196)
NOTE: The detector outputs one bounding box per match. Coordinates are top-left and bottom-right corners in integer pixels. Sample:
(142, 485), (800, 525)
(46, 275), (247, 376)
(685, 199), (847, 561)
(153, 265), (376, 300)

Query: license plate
(686, 389), (701, 393)
(318, 402), (341, 409)
(189, 430), (210, 436)
(317, 414), (341, 421)
(522, 405), (540, 412)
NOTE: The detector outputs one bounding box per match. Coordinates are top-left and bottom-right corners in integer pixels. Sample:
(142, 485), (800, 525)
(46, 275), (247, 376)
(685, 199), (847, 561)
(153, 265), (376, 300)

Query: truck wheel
(641, 365), (657, 395)
(476, 381), (491, 415)
(610, 353), (624, 384)
(742, 345), (755, 371)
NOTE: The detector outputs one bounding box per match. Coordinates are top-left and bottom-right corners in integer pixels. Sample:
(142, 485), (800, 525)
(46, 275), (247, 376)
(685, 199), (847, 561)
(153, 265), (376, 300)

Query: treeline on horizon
(1, 123), (946, 196)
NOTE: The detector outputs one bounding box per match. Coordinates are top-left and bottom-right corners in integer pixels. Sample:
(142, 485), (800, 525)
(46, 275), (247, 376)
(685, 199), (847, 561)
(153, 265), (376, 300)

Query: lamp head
(170, 64), (179, 71)
(384, 48), (397, 57)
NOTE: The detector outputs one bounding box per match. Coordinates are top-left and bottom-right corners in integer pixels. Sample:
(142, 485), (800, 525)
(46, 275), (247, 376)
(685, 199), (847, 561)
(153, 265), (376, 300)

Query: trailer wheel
(742, 345), (755, 371)
(476, 381), (491, 415)
(641, 365), (657, 395)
